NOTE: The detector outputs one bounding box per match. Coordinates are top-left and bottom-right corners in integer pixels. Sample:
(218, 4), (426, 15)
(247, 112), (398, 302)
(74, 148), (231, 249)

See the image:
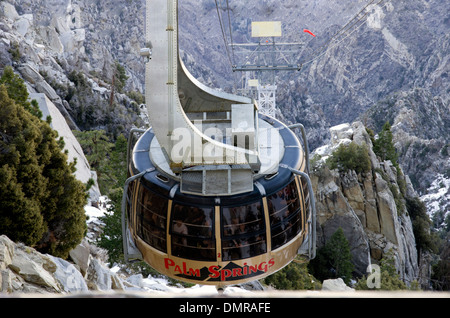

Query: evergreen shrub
(327, 142), (371, 174)
(0, 68), (87, 258)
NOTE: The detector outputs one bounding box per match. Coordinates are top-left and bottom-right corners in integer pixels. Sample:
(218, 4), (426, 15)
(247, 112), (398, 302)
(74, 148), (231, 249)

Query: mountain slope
(4, 0), (447, 149)
(178, 0), (449, 233)
(178, 1), (448, 144)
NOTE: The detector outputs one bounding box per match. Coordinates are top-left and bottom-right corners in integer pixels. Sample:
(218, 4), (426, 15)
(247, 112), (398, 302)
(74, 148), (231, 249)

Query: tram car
(121, 0), (316, 288)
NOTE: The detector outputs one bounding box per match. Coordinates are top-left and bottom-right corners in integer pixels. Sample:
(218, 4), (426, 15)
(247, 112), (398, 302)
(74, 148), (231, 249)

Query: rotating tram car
(121, 0), (316, 288)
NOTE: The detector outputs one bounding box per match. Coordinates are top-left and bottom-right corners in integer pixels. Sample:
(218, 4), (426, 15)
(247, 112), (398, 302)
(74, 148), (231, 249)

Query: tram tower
(233, 21), (302, 118)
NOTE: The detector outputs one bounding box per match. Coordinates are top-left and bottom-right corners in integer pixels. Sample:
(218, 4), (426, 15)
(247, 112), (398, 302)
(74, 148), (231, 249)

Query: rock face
(311, 122), (419, 284)
(176, 1), (448, 146)
(30, 93), (101, 202)
(0, 234), (147, 294)
(322, 278), (355, 292)
(0, 0), (145, 135)
(6, 0), (145, 91)
(362, 88), (449, 222)
(3, 0), (446, 146)
(0, 235), (130, 294)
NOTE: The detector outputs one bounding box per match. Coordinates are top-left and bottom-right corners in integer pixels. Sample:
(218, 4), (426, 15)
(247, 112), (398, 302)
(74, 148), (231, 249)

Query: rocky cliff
(311, 122), (419, 285)
(5, 0), (145, 91)
(0, 235), (112, 293)
(0, 0), (145, 136)
(362, 87), (449, 218)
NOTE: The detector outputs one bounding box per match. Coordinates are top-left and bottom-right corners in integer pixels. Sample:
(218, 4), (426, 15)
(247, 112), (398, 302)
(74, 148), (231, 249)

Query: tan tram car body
(123, 121), (315, 287)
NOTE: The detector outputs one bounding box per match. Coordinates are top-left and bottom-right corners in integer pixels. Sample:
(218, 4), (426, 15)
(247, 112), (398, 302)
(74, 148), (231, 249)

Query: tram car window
(302, 177), (311, 224)
(221, 200), (267, 261)
(171, 203), (216, 261)
(126, 179), (135, 223)
(135, 186), (168, 253)
(268, 179), (302, 250)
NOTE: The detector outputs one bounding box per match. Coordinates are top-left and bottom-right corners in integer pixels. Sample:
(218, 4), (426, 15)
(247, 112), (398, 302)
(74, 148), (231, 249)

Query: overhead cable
(215, 0), (234, 68)
(301, 0), (389, 65)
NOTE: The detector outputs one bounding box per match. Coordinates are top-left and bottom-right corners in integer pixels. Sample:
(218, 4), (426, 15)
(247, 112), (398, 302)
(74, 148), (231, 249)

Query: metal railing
(283, 123), (316, 260)
(121, 128), (148, 263)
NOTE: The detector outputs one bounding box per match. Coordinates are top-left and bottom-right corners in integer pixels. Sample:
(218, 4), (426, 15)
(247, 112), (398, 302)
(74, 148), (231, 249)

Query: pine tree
(113, 61), (129, 94)
(327, 142), (371, 174)
(95, 134), (128, 265)
(432, 242), (450, 290)
(355, 249), (408, 290)
(406, 197), (437, 255)
(324, 228), (354, 284)
(308, 227), (354, 284)
(373, 121), (398, 166)
(103, 134), (128, 187)
(0, 78), (87, 258)
(96, 189), (124, 265)
(0, 85), (47, 246)
(37, 124), (87, 258)
(264, 262), (322, 290)
(72, 130), (129, 264)
(0, 66), (42, 119)
(73, 129), (113, 193)
(0, 166), (46, 246)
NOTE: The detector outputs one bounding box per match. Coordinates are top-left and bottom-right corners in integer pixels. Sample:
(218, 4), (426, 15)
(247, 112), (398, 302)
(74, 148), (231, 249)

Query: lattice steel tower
(233, 21), (302, 118)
